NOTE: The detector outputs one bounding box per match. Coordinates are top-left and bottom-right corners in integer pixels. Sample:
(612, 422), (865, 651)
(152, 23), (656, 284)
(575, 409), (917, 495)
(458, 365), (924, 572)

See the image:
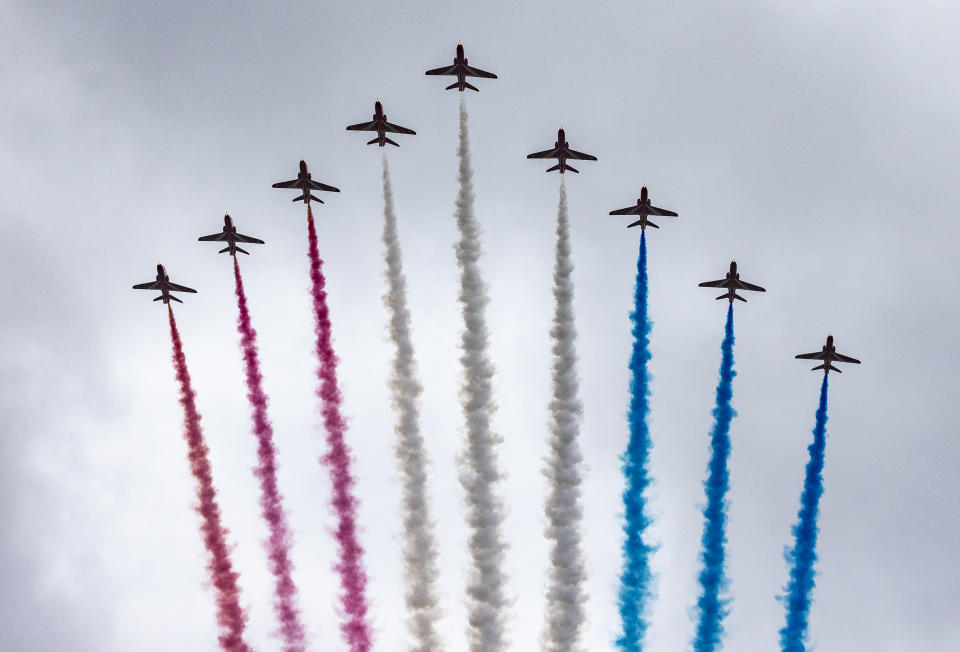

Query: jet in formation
(699, 260), (766, 302)
(346, 100), (416, 147)
(425, 43), (497, 92)
(133, 264), (197, 304)
(796, 335), (861, 374)
(609, 186), (678, 229)
(272, 160), (340, 204)
(198, 214), (264, 256)
(527, 128), (597, 174)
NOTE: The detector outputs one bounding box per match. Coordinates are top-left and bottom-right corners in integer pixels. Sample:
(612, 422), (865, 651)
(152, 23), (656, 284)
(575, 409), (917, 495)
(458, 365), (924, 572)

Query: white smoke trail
(380, 157), (442, 652)
(541, 180), (587, 652)
(454, 98), (510, 652)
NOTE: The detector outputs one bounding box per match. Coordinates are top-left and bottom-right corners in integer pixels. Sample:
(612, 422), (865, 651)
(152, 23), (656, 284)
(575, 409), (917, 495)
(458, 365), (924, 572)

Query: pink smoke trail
(233, 257), (307, 651)
(166, 305), (252, 652)
(306, 205), (373, 652)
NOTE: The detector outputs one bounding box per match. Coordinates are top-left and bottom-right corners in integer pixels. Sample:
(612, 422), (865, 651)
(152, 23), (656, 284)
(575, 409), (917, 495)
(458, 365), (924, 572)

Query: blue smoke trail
(692, 304), (736, 652)
(616, 231), (657, 651)
(779, 375), (830, 652)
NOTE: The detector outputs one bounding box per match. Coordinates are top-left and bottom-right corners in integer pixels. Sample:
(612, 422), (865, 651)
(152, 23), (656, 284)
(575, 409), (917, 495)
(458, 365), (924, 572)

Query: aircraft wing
(464, 65), (497, 79)
(383, 121), (416, 135)
(527, 148), (560, 159)
(198, 232), (228, 242)
(272, 179), (300, 189)
(234, 233), (265, 244)
(795, 351), (826, 360)
(426, 65), (458, 76)
(566, 148), (597, 161)
(307, 179), (340, 193)
(647, 206), (678, 217)
(346, 120), (378, 132)
(735, 279), (766, 292)
(167, 282), (197, 294)
(833, 352), (861, 364)
(609, 206), (641, 215)
(132, 281), (161, 290)
(698, 279), (729, 289)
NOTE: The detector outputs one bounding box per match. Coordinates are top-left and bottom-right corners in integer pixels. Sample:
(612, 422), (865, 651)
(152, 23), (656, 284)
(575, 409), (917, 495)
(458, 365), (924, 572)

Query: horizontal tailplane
(235, 246), (249, 255)
(445, 81), (460, 90)
(385, 137), (399, 147)
(463, 81), (479, 92)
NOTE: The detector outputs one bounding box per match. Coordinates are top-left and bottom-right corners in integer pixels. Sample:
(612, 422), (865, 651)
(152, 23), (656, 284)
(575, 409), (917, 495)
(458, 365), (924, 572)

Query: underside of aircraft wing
(648, 206), (678, 217)
(735, 279), (766, 292)
(132, 281), (161, 290)
(464, 65), (497, 79)
(272, 179), (300, 189)
(527, 148), (559, 159)
(833, 352), (861, 364)
(609, 206), (641, 215)
(795, 351), (826, 360)
(383, 121), (416, 135)
(308, 180), (340, 192)
(566, 148), (597, 161)
(198, 233), (228, 242)
(425, 65), (458, 76)
(234, 233), (265, 244)
(167, 282), (197, 294)
(698, 279), (729, 288)
(346, 120), (377, 132)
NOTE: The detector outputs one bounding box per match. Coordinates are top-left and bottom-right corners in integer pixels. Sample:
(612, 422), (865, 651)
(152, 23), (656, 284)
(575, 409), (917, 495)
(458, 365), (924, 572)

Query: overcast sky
(2, 1), (959, 650)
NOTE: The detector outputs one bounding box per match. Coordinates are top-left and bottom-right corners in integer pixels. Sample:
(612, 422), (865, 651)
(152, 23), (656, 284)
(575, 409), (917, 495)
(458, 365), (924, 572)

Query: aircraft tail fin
(812, 363), (841, 373)
(565, 163), (580, 173)
(153, 295), (165, 302)
(235, 246), (249, 255)
(218, 246), (230, 254)
(463, 81), (479, 92)
(446, 81), (460, 90)
(646, 220), (659, 229)
(384, 137), (399, 147)
(366, 137), (380, 146)
(309, 194), (324, 204)
(293, 193), (324, 204)
(546, 163), (562, 173)
(169, 294), (183, 304)
(734, 292), (747, 302)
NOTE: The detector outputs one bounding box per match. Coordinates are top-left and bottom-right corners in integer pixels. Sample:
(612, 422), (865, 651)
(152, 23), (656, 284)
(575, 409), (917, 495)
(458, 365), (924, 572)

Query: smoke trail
(232, 257), (307, 651)
(542, 179), (587, 652)
(380, 157), (442, 652)
(616, 231), (656, 652)
(306, 205), (373, 652)
(692, 304), (736, 652)
(779, 376), (830, 652)
(166, 305), (252, 652)
(454, 97), (509, 652)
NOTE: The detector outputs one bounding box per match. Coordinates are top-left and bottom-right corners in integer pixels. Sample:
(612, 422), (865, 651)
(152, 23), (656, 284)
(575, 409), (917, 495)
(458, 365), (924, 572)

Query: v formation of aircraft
(133, 42), (860, 375)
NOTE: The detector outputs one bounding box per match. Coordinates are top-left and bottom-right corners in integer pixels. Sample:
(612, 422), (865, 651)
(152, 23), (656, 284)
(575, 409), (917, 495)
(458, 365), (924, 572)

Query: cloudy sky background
(2, 1), (959, 650)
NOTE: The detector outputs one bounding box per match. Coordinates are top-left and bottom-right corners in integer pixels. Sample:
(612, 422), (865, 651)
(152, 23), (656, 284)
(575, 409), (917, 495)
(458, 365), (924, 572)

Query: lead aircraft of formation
(425, 43), (497, 92)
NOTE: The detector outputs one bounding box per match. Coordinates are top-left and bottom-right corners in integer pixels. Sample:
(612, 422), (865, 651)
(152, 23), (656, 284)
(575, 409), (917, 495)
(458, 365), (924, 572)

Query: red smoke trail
(166, 305), (252, 652)
(306, 206), (373, 652)
(233, 257), (307, 651)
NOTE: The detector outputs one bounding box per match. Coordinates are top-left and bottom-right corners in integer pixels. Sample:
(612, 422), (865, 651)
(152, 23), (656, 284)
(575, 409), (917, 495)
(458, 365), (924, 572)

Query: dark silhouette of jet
(527, 128), (597, 174)
(699, 261), (766, 303)
(425, 43), (497, 91)
(133, 264), (197, 304)
(198, 214), (264, 256)
(609, 186), (678, 229)
(346, 101), (416, 147)
(272, 160), (340, 204)
(796, 335), (861, 374)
